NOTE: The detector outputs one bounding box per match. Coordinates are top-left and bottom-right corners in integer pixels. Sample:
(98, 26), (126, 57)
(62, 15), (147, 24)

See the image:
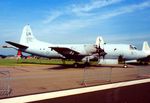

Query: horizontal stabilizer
(6, 41), (28, 49)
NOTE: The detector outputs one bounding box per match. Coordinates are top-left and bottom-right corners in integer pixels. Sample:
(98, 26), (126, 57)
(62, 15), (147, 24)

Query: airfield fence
(137, 66), (150, 78)
(82, 67), (112, 86)
(0, 70), (11, 98)
(82, 65), (150, 86)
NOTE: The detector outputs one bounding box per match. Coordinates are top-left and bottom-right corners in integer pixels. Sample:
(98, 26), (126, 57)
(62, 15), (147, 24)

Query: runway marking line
(0, 78), (150, 103)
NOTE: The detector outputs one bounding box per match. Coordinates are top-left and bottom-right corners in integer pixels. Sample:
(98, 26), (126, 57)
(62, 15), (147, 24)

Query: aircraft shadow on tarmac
(42, 64), (119, 70)
(19, 61), (85, 69)
(45, 64), (136, 70)
(19, 61), (142, 69)
(46, 64), (86, 70)
(18, 61), (98, 69)
(127, 63), (149, 66)
(86, 64), (137, 68)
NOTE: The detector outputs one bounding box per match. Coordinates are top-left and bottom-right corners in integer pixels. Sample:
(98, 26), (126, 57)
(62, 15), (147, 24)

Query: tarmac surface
(0, 64), (150, 98)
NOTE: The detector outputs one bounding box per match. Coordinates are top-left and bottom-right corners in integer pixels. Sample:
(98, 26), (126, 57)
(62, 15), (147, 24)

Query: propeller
(95, 44), (107, 60)
(95, 36), (107, 60)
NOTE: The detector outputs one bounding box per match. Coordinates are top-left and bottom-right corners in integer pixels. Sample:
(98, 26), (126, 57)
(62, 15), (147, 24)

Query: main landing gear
(123, 64), (128, 68)
(118, 56), (128, 68)
(73, 63), (79, 68)
(62, 59), (90, 68)
(73, 62), (90, 68)
(123, 61), (128, 68)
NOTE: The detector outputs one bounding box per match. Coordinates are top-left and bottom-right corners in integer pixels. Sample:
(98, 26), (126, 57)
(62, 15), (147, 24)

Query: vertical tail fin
(95, 36), (105, 47)
(20, 25), (36, 45)
(142, 41), (150, 51)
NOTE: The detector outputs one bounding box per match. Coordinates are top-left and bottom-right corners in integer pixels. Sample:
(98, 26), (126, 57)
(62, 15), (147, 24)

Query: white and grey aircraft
(6, 25), (98, 67)
(5, 25), (150, 67)
(96, 37), (150, 66)
(137, 41), (150, 64)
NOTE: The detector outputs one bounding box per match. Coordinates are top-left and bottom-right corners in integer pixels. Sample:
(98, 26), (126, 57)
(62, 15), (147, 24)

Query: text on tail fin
(20, 25), (36, 45)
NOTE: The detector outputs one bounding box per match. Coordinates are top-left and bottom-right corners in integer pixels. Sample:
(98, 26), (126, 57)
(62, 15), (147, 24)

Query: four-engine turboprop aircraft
(5, 25), (150, 68)
(137, 41), (150, 64)
(6, 25), (99, 67)
(96, 37), (150, 67)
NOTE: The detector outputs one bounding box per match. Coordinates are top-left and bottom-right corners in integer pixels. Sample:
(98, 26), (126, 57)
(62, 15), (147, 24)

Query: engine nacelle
(82, 55), (95, 62)
(125, 60), (137, 63)
(98, 59), (118, 65)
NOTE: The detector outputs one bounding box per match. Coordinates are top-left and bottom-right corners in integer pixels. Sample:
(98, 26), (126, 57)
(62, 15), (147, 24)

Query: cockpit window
(134, 47), (137, 50)
(129, 45), (137, 50)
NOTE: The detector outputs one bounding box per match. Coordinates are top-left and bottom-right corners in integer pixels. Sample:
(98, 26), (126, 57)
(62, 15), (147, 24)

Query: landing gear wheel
(123, 65), (128, 68)
(74, 63), (79, 68)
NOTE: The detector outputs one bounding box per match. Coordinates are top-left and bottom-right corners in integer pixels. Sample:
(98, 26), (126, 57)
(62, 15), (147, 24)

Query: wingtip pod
(142, 41), (150, 51)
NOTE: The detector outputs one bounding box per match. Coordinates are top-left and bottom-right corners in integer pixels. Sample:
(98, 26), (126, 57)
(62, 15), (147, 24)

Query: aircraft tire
(74, 63), (79, 68)
(123, 65), (128, 68)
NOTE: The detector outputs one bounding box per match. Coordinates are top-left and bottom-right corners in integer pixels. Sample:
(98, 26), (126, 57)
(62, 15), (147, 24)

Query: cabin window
(114, 48), (117, 51)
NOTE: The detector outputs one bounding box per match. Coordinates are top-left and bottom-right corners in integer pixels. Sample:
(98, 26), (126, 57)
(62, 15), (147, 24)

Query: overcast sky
(0, 0), (150, 55)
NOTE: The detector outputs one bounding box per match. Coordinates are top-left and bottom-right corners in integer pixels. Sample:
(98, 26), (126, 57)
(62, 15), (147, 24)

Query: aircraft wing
(50, 47), (85, 60)
(6, 41), (28, 49)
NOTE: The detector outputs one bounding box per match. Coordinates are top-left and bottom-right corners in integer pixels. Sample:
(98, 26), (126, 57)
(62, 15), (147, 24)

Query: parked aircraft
(96, 37), (150, 67)
(5, 25), (150, 68)
(137, 41), (150, 64)
(5, 25), (99, 67)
